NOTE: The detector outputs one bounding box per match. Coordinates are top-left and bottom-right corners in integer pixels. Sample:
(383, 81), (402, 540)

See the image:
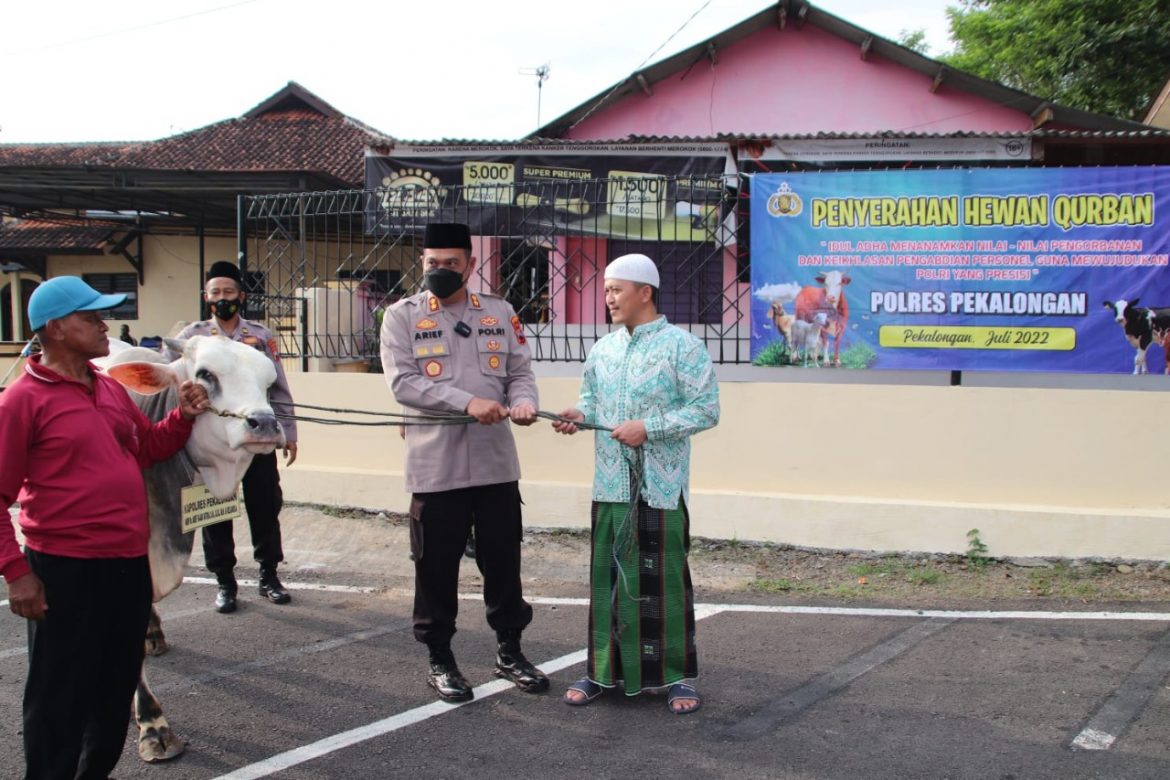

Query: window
(82, 273), (138, 319)
(497, 240), (549, 323)
(240, 270), (267, 320)
(608, 242), (722, 325)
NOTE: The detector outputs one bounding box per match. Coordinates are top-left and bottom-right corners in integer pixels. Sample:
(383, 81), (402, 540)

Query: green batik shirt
(577, 315), (720, 509)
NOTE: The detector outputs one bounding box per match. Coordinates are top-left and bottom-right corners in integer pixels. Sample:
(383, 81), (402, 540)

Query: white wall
(280, 371), (1170, 561)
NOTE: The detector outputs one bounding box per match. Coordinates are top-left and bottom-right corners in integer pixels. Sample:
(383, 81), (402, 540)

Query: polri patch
(469, 293), (481, 308)
(510, 315), (527, 344)
(488, 355), (502, 370)
(416, 318), (438, 330)
(428, 296), (440, 312)
(424, 360), (442, 378)
(486, 339), (501, 351)
(480, 316), (499, 326)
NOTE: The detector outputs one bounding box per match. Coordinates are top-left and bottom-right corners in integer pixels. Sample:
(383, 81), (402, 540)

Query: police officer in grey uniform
(172, 260), (298, 614)
(380, 223), (548, 703)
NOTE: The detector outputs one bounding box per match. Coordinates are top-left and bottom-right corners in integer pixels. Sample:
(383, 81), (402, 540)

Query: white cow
(99, 335), (285, 761)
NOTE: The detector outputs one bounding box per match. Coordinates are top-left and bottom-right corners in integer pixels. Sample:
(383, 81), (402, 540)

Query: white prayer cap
(604, 253), (660, 288)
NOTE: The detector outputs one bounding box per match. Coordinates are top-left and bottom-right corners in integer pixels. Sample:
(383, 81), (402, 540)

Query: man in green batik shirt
(553, 252), (720, 715)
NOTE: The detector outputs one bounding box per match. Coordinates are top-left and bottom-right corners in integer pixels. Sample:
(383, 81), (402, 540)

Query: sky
(0, 0), (957, 144)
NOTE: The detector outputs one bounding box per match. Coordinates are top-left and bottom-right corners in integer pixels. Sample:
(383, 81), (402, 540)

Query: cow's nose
(245, 412), (281, 436)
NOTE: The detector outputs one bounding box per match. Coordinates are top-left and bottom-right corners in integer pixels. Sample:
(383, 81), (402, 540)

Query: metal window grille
(239, 176), (748, 370)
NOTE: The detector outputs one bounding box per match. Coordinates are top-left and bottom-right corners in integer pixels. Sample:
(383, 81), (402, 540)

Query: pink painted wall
(723, 248), (747, 327)
(566, 23), (1032, 139)
(562, 237), (608, 324)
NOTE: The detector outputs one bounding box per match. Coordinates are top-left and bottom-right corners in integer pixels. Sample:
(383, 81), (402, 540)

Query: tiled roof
(0, 83), (394, 187)
(0, 219), (118, 253)
(115, 111), (389, 184)
(0, 143), (133, 167)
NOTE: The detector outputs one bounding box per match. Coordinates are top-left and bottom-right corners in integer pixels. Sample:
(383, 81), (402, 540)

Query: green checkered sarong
(586, 500), (697, 693)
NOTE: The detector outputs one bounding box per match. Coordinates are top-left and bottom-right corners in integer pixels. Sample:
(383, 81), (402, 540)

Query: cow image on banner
(750, 166), (1170, 373)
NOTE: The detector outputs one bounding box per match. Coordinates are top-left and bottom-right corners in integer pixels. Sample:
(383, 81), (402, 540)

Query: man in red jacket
(0, 276), (208, 780)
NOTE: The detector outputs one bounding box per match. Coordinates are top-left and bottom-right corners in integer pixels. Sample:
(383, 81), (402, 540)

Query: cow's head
(814, 271), (851, 306)
(102, 335), (284, 498)
(1103, 298), (1141, 326)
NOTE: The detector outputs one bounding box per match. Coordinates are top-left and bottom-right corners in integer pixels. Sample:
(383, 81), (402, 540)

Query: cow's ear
(815, 274), (825, 283)
(105, 362), (178, 395)
(841, 275), (852, 285)
(1132, 297), (1141, 308)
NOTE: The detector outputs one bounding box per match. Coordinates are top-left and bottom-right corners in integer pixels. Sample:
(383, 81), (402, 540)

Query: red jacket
(0, 356), (193, 583)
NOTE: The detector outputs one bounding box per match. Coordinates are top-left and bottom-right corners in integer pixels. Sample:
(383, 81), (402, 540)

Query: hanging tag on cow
(180, 482), (241, 533)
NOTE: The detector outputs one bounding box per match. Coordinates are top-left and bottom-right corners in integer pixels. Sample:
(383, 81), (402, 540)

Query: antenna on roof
(518, 64), (551, 131)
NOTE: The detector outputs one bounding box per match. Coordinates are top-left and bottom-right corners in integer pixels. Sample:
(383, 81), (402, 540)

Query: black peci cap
(206, 260), (242, 284)
(423, 223), (472, 250)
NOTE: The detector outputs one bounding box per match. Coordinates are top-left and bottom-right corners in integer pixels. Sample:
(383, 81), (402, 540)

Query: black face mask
(424, 268), (465, 300)
(211, 299), (241, 320)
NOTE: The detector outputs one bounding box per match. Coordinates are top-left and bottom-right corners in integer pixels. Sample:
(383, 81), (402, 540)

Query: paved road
(3, 512), (1170, 779)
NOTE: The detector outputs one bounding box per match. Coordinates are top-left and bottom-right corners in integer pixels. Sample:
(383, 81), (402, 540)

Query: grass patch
(825, 584), (868, 599)
(908, 568), (944, 586)
(749, 578), (801, 593)
(838, 341), (877, 369)
(752, 341), (791, 367)
(848, 559), (908, 578)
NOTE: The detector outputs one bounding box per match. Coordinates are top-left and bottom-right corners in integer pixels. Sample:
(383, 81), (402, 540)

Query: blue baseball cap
(28, 276), (127, 331)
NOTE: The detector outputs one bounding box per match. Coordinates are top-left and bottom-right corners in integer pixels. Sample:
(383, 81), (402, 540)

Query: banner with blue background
(749, 167), (1170, 373)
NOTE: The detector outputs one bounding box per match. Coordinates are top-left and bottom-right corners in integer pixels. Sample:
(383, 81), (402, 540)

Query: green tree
(942, 0), (1170, 121)
(898, 29), (930, 54)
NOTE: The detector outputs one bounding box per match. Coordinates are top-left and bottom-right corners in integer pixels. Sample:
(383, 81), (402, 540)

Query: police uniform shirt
(171, 318), (298, 444)
(380, 290), (538, 493)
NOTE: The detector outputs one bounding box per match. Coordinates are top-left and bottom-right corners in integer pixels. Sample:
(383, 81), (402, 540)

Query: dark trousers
(23, 550), (152, 780)
(203, 451), (284, 577)
(409, 481), (533, 647)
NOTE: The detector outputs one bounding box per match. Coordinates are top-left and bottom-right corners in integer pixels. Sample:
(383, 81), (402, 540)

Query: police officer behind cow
(380, 222), (548, 702)
(171, 261), (297, 613)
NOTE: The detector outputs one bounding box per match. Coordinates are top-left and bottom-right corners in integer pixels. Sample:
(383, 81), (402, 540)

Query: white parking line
(182, 576), (379, 594)
(710, 604), (1170, 622)
(207, 592), (1170, 777)
(1070, 627), (1170, 751)
(210, 648), (591, 780)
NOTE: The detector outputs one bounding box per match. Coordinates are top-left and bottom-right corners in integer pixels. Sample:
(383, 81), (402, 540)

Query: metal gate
(238, 177), (748, 370)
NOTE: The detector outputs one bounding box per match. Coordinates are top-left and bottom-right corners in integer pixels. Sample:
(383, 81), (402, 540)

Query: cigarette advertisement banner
(365, 143), (729, 241)
(750, 167), (1170, 373)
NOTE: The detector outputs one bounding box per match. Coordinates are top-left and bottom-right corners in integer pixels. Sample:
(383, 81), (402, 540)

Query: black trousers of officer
(409, 481), (533, 648)
(203, 451), (284, 576)
(22, 550), (152, 780)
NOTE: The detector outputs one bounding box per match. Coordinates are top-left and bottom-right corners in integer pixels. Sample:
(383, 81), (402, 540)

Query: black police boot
(214, 572), (238, 614)
(493, 630), (549, 693)
(258, 565), (292, 605)
(427, 645), (473, 703)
